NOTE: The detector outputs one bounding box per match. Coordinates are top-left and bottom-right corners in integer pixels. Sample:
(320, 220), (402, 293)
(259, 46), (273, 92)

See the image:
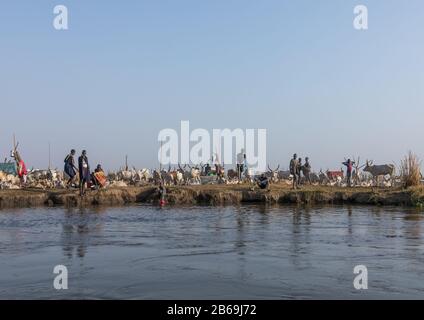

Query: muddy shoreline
(1, 185), (423, 209)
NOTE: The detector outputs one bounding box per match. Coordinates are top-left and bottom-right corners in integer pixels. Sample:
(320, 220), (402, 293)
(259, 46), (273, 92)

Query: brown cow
(327, 169), (344, 181)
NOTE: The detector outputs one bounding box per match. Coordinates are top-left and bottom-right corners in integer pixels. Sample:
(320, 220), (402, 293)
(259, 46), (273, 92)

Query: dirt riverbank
(1, 185), (424, 209)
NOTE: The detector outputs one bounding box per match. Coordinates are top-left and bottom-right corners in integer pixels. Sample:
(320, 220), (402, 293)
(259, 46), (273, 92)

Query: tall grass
(400, 151), (422, 188)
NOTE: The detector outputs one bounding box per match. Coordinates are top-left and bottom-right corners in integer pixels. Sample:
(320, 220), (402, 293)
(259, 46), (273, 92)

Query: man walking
(64, 149), (78, 188)
(78, 150), (90, 196)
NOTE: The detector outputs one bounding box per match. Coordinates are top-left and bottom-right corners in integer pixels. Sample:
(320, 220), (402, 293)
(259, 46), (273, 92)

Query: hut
(0, 162), (17, 175)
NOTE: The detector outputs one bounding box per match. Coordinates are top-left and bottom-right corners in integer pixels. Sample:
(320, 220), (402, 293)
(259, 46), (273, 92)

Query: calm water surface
(0, 204), (423, 299)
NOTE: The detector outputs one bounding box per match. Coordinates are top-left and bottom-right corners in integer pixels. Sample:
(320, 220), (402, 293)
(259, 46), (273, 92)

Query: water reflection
(347, 206), (353, 238)
(1, 204), (424, 299)
(288, 206), (312, 268)
(0, 208), (28, 255)
(235, 207), (247, 254)
(61, 207), (105, 259)
(234, 207), (248, 281)
(402, 212), (423, 265)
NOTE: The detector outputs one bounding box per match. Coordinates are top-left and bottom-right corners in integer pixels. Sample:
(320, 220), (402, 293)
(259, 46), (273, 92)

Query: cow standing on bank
(363, 160), (395, 186)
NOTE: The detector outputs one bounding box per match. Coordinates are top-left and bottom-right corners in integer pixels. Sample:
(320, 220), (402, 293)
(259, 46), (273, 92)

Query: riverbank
(1, 184), (424, 209)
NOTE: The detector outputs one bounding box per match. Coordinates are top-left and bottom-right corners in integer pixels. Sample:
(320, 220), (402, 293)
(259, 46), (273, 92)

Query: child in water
(158, 182), (166, 206)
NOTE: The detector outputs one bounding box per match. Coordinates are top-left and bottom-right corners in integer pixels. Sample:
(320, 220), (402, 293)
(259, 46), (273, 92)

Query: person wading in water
(78, 150), (90, 196)
(158, 181), (166, 206)
(64, 149), (78, 188)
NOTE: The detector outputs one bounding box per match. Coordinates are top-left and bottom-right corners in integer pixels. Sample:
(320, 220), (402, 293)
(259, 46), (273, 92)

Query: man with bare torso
(290, 154), (299, 189)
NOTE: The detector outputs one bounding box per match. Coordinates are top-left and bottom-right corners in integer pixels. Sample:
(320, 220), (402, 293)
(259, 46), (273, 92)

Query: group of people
(254, 154), (355, 191)
(289, 154), (356, 189)
(236, 149), (270, 190)
(64, 149), (106, 196)
(289, 154), (312, 189)
(237, 150), (313, 191)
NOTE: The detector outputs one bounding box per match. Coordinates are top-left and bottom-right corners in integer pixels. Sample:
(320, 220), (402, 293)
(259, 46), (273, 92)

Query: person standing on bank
(289, 154), (299, 190)
(14, 150), (28, 187)
(64, 149), (78, 188)
(342, 158), (355, 187)
(236, 148), (245, 181)
(297, 158), (303, 185)
(78, 150), (90, 196)
(303, 157), (312, 184)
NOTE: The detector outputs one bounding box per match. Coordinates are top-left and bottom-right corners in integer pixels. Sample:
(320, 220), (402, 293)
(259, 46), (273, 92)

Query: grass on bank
(400, 151), (422, 188)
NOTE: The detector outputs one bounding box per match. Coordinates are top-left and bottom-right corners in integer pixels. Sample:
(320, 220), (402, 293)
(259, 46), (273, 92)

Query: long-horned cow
(160, 167), (174, 186)
(319, 170), (330, 185)
(187, 164), (201, 184)
(363, 160), (395, 182)
(266, 165), (280, 183)
(277, 170), (291, 180)
(178, 164), (201, 185)
(178, 164), (191, 185)
(226, 169), (239, 181)
(136, 168), (151, 183)
(326, 169), (344, 181)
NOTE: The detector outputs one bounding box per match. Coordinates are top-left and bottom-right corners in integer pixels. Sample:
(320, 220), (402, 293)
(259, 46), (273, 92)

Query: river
(0, 205), (423, 299)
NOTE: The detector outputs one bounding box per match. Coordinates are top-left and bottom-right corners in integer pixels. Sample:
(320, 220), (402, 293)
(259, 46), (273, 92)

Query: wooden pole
(125, 155), (128, 171)
(12, 134), (19, 159)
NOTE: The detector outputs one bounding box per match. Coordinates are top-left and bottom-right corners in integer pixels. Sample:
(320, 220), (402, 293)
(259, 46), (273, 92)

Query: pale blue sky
(0, 0), (423, 171)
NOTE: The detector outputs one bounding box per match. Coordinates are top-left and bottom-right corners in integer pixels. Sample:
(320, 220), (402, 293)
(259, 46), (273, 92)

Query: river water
(0, 204), (423, 299)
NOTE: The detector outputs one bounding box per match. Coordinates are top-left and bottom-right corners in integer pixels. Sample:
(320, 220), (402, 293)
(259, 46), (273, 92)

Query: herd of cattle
(0, 159), (412, 190)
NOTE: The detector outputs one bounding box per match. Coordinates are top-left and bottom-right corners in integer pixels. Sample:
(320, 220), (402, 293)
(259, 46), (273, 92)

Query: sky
(0, 0), (423, 171)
